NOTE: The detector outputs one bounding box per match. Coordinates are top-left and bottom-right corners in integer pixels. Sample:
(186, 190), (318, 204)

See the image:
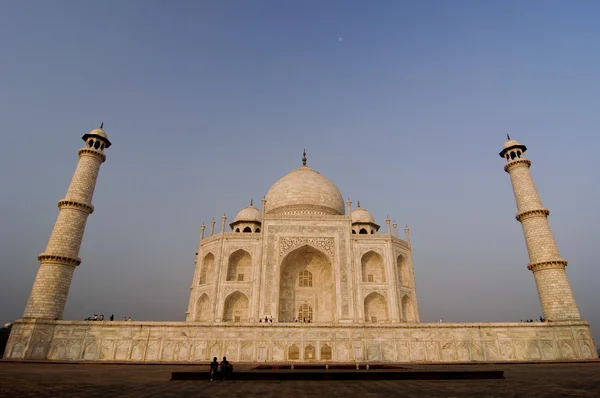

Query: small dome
(499, 136), (527, 158)
(351, 207), (374, 224)
(234, 205), (261, 222)
(265, 166), (345, 215)
(503, 139), (521, 149)
(89, 128), (108, 139)
(82, 125), (111, 148)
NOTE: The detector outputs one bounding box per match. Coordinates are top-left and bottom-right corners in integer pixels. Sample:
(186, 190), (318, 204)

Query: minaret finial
(100, 122), (104, 129)
(507, 134), (510, 140)
(302, 149), (307, 166)
(250, 198), (253, 206)
(357, 200), (361, 208)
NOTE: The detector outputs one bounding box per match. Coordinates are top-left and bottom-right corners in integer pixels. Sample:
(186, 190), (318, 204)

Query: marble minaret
(500, 136), (580, 321)
(23, 125), (111, 319)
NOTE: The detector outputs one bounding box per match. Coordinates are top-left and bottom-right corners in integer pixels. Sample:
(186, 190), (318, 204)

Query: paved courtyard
(0, 361), (599, 397)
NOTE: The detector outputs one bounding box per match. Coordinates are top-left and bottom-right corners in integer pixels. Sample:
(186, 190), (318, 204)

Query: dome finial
(250, 198), (253, 206)
(302, 149), (307, 166)
(507, 133), (511, 140)
(100, 122), (104, 129)
(357, 200), (361, 208)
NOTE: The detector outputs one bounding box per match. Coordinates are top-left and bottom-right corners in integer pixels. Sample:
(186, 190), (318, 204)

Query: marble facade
(6, 319), (597, 362)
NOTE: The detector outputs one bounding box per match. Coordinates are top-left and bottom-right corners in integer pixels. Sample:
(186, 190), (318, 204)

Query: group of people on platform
(521, 316), (548, 323)
(258, 316), (313, 323)
(85, 314), (133, 321)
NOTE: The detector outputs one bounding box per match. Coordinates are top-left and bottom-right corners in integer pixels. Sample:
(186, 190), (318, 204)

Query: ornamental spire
(507, 134), (511, 140)
(302, 149), (307, 166)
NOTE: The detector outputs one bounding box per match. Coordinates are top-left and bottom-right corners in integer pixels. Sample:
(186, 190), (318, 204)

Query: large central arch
(278, 245), (335, 323)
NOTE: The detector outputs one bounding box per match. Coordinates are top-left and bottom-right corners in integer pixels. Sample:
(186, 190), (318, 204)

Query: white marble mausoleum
(3, 128), (597, 363)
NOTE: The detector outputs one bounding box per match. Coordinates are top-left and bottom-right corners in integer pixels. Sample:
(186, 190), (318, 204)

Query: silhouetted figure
(209, 357), (219, 381)
(265, 316), (268, 323)
(220, 356), (232, 381)
(110, 314), (114, 321)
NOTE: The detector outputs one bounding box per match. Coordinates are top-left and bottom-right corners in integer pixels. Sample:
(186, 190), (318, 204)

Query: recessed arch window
(298, 270), (312, 287)
(255, 228), (261, 233)
(94, 141), (101, 149)
(359, 228), (368, 234)
(88, 139), (94, 148)
(243, 226), (252, 233)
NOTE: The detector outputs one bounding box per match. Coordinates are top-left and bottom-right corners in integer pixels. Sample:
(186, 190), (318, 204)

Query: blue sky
(1, 1), (599, 343)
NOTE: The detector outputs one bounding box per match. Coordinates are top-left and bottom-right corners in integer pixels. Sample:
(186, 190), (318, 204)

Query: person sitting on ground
(220, 356), (232, 381)
(209, 357), (219, 381)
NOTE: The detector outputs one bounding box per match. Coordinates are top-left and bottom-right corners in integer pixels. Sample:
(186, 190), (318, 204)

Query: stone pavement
(0, 361), (599, 397)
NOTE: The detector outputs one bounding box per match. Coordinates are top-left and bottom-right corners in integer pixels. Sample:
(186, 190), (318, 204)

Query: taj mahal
(3, 126), (597, 363)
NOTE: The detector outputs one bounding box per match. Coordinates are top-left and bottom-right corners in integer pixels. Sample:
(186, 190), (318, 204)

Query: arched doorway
(321, 344), (332, 360)
(278, 245), (334, 323)
(195, 293), (210, 321)
(288, 344), (299, 360)
(223, 291), (249, 322)
(199, 253), (214, 285)
(227, 249), (252, 281)
(361, 251), (385, 283)
(402, 295), (415, 322)
(397, 255), (409, 285)
(364, 292), (388, 323)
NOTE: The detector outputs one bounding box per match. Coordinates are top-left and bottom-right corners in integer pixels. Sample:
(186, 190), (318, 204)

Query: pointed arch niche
(278, 245), (334, 323)
(199, 253), (214, 285)
(397, 254), (409, 285)
(364, 292), (388, 323)
(361, 251), (385, 283)
(195, 293), (210, 321)
(223, 291), (249, 322)
(401, 295), (415, 322)
(227, 249), (252, 282)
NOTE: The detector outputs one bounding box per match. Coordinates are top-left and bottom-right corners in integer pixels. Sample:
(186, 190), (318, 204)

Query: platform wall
(3, 319), (597, 362)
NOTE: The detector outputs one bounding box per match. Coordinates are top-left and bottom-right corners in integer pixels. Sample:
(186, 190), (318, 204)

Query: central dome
(265, 166), (345, 216)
